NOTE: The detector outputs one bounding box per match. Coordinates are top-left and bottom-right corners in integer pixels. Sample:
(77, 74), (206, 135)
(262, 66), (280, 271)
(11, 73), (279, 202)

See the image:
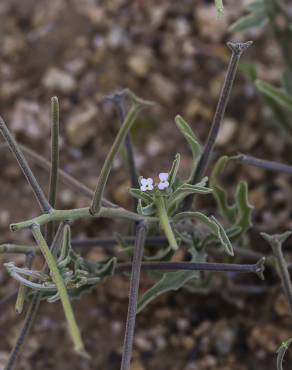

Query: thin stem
(110, 92), (140, 191)
(10, 207), (157, 231)
(15, 253), (34, 314)
(156, 196), (178, 250)
(4, 295), (40, 370)
(72, 236), (168, 248)
(182, 41), (252, 211)
(4, 224), (66, 370)
(120, 221), (148, 370)
(31, 224), (85, 354)
(0, 143), (117, 207)
(0, 117), (52, 213)
(90, 104), (142, 215)
(117, 258), (265, 279)
(47, 96), (60, 244)
(262, 232), (292, 315)
(233, 153), (292, 175)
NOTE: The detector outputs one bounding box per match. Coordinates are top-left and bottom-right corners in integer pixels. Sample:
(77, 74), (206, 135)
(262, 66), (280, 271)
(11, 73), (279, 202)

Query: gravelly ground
(0, 1), (292, 369)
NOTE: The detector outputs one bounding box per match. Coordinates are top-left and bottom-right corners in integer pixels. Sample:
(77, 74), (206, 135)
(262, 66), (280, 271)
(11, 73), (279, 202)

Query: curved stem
(156, 196), (178, 250)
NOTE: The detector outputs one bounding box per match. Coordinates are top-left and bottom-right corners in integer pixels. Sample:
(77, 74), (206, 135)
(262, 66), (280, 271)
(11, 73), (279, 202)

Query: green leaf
(210, 156), (237, 224)
(174, 212), (234, 256)
(137, 248), (206, 313)
(144, 245), (174, 261)
(256, 80), (292, 113)
(247, 0), (265, 12)
(230, 12), (268, 33)
(175, 115), (201, 177)
(168, 182), (212, 211)
(129, 188), (153, 204)
(137, 200), (156, 216)
(168, 153), (181, 187)
(234, 181), (254, 235)
(277, 338), (292, 370)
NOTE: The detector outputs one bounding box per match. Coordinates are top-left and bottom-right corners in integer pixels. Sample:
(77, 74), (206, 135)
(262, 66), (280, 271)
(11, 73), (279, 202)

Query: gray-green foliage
(231, 0), (292, 139)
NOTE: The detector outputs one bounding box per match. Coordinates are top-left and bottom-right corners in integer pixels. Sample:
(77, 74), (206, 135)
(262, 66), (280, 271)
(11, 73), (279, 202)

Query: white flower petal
(159, 172), (169, 181)
(158, 181), (169, 190)
(147, 178), (154, 185)
(141, 178), (148, 186)
(148, 184), (154, 190)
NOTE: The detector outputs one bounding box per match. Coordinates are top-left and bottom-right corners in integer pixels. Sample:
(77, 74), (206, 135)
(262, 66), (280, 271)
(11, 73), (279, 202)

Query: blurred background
(1, 0), (292, 369)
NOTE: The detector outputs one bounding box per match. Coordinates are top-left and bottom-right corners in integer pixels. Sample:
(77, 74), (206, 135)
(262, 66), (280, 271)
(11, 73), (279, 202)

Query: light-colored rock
(66, 104), (98, 147)
(216, 119), (237, 146)
(43, 67), (76, 93)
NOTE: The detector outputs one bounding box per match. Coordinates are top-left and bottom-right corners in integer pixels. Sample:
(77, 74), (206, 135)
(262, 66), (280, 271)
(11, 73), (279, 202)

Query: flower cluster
(140, 173), (169, 192)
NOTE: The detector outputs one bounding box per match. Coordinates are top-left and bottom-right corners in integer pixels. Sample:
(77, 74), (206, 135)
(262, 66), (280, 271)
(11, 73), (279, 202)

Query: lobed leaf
(137, 248), (205, 312)
(129, 188), (153, 204)
(174, 212), (234, 256)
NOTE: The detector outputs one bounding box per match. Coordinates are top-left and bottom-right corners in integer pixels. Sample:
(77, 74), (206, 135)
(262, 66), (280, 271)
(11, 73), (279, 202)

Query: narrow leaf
(256, 80), (292, 112)
(230, 12), (268, 33)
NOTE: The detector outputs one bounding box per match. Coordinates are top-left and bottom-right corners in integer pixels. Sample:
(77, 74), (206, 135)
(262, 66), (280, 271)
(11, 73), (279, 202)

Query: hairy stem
(90, 104), (142, 215)
(4, 224), (66, 370)
(15, 253), (34, 314)
(4, 295), (40, 370)
(31, 224), (85, 354)
(111, 92), (140, 191)
(120, 221), (147, 370)
(182, 41), (252, 211)
(156, 196), (178, 250)
(10, 207), (157, 231)
(0, 117), (51, 213)
(233, 153), (292, 175)
(117, 258), (265, 278)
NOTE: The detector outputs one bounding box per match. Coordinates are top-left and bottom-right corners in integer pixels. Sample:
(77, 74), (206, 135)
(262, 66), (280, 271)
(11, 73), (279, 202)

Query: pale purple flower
(158, 172), (169, 190)
(140, 177), (154, 191)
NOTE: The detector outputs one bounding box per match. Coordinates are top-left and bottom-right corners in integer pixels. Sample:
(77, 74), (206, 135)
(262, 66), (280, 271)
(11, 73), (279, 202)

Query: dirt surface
(1, 1), (292, 369)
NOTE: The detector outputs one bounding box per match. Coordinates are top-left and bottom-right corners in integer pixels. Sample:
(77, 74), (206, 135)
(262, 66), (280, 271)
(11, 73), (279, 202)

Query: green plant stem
(15, 253), (34, 314)
(156, 196), (178, 250)
(4, 224), (67, 370)
(31, 224), (85, 355)
(90, 104), (142, 215)
(120, 221), (148, 370)
(10, 207), (157, 231)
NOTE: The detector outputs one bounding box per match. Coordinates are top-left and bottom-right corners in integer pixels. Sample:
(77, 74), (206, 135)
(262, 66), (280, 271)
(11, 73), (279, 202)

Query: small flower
(140, 177), (154, 191)
(158, 172), (169, 190)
